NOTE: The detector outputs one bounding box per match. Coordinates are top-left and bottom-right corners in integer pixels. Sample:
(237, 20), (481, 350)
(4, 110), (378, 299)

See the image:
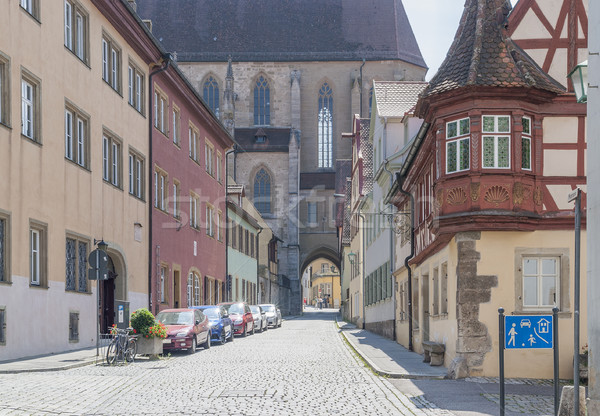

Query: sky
(403, 0), (519, 81)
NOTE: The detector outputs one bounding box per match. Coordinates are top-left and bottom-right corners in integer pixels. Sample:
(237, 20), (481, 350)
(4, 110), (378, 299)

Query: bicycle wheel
(106, 339), (118, 365)
(126, 338), (137, 362)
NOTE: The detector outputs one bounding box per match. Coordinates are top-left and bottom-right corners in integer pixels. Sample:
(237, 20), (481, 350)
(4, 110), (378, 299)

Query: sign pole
(553, 307), (559, 416)
(499, 307), (505, 416)
(96, 250), (99, 357)
(574, 189), (581, 416)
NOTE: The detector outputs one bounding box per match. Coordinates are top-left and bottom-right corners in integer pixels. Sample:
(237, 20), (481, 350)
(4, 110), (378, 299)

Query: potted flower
(130, 308), (166, 356)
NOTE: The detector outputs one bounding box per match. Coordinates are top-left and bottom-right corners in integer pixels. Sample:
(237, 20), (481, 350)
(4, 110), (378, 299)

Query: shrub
(130, 308), (156, 336)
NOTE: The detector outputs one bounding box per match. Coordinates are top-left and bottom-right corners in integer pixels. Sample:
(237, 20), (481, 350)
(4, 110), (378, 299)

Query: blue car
(191, 305), (234, 345)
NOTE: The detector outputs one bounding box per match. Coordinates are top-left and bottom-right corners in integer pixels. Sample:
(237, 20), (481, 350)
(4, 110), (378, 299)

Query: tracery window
(254, 168), (271, 214)
(253, 76), (270, 125)
(203, 76), (220, 116)
(318, 83), (333, 168)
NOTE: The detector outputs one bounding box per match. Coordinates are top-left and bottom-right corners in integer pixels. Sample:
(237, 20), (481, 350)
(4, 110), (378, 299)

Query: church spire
(419, 0), (564, 109)
(222, 55), (235, 137)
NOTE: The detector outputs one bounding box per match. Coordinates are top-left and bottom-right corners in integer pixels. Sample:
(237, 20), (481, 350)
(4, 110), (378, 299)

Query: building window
(446, 117), (470, 174)
(522, 116), (532, 170)
(172, 180), (180, 219)
(194, 274), (201, 306)
(30, 221), (47, 287)
(238, 225), (244, 253)
(102, 133), (121, 187)
(482, 115), (511, 169)
(128, 64), (144, 113)
(102, 35), (120, 92)
(254, 168), (271, 214)
(154, 168), (168, 212)
(0, 307), (5, 344)
(69, 312), (79, 341)
(128, 151), (144, 199)
(318, 83), (333, 168)
(441, 262), (448, 314)
(20, 0), (39, 19)
(65, 105), (89, 168)
(160, 265), (166, 303)
(65, 0), (88, 62)
(172, 105), (180, 145)
(203, 76), (219, 116)
(65, 236), (88, 292)
(206, 204), (214, 237)
(523, 257), (559, 309)
(21, 72), (40, 142)
(189, 124), (200, 163)
(217, 211), (222, 242)
(153, 87), (168, 134)
(216, 152), (222, 183)
(190, 193), (199, 229)
(308, 202), (317, 226)
(205, 141), (214, 176)
(0, 55), (8, 126)
(253, 76), (270, 125)
(0, 215), (8, 283)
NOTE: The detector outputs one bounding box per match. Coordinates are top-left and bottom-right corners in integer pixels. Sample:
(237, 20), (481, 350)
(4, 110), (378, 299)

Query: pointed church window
(254, 168), (271, 214)
(203, 76), (220, 117)
(254, 76), (270, 125)
(318, 83), (333, 168)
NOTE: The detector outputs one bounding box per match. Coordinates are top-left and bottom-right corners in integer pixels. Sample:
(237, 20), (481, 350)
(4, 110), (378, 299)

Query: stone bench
(422, 341), (445, 366)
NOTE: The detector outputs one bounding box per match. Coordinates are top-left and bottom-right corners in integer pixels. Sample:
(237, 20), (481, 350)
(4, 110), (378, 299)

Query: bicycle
(106, 327), (137, 364)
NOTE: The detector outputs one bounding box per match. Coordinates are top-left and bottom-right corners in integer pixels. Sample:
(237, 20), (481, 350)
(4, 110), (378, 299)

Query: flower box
(137, 336), (163, 356)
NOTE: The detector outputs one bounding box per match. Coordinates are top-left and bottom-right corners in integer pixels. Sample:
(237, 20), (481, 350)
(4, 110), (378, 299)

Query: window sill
(29, 283), (48, 290)
(69, 339), (80, 344)
(22, 134), (42, 146)
(129, 193), (145, 202)
(64, 46), (90, 68)
(65, 157), (91, 172)
(103, 180), (123, 191)
(0, 121), (11, 131)
(0, 280), (13, 286)
(20, 7), (41, 24)
(65, 289), (92, 295)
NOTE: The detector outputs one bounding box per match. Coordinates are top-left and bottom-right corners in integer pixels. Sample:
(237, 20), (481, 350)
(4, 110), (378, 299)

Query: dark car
(218, 302), (254, 336)
(156, 308), (211, 353)
(192, 305), (234, 345)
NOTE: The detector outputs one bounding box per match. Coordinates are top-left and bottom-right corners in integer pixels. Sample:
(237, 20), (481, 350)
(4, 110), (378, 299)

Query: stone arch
(249, 72), (274, 126)
(300, 245), (341, 277)
(248, 163), (276, 216)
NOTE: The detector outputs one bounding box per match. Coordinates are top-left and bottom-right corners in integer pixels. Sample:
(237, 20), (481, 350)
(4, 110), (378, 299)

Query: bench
(422, 341), (445, 366)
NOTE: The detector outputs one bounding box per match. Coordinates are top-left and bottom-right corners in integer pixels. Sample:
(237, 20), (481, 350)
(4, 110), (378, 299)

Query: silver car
(250, 305), (268, 333)
(259, 304), (282, 328)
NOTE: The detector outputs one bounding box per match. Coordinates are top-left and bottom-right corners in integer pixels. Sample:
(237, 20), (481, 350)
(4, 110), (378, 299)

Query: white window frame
(102, 34), (120, 92)
(0, 56), (7, 126)
(102, 134), (121, 187)
(190, 193), (199, 229)
(172, 105), (180, 145)
(172, 181), (179, 218)
(128, 152), (144, 199)
(189, 125), (199, 162)
(522, 256), (560, 310)
(216, 152), (222, 182)
(206, 205), (214, 237)
(482, 135), (511, 169)
(445, 117), (470, 174)
(522, 116), (532, 171)
(154, 168), (167, 211)
(21, 79), (34, 139)
(30, 228), (40, 285)
(205, 142), (214, 176)
(154, 87), (168, 134)
(65, 0), (87, 62)
(65, 104), (88, 168)
(160, 266), (166, 303)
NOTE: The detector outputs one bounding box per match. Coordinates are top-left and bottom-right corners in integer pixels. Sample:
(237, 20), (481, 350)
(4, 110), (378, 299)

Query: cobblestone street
(0, 311), (454, 415)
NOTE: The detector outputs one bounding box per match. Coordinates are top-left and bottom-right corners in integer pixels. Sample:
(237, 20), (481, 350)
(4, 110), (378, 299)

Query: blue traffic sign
(505, 315), (553, 349)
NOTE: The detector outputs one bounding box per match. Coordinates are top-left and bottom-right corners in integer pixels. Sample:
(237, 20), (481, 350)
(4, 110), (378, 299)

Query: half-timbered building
(388, 0), (587, 379)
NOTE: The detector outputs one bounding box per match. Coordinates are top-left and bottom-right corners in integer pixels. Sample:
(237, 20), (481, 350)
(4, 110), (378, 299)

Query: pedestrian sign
(505, 315), (553, 349)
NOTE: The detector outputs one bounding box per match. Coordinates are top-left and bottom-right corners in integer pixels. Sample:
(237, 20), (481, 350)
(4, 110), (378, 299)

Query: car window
(245, 305), (251, 313)
(228, 304), (244, 314)
(203, 308), (221, 319)
(156, 311), (194, 325)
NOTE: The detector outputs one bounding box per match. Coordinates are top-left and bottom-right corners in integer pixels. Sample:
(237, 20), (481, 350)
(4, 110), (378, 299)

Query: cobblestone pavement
(0, 311), (455, 416)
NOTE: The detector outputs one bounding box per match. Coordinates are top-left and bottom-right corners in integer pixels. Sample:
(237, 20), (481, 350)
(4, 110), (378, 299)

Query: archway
(300, 246), (341, 309)
(100, 248), (127, 334)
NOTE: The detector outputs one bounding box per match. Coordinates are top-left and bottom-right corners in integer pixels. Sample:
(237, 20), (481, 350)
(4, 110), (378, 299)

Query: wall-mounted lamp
(347, 251), (356, 265)
(94, 239), (108, 251)
(567, 60), (588, 103)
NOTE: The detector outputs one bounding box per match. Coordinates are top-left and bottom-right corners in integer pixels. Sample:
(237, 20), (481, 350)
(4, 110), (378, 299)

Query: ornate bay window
(482, 115), (511, 169)
(521, 116), (532, 170)
(445, 117), (470, 174)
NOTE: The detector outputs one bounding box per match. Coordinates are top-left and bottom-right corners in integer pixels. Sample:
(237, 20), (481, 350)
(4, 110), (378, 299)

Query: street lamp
(567, 60), (588, 103)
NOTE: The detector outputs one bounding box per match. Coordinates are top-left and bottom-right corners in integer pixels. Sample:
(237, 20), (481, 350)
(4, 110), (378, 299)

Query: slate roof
(373, 81), (428, 117)
(234, 128), (291, 152)
(421, 0), (565, 100)
(135, 0), (426, 67)
(360, 119), (373, 195)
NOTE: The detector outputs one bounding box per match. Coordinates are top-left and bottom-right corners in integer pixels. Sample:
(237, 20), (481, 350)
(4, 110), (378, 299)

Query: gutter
(382, 160), (396, 341)
(358, 210), (367, 329)
(256, 226), (263, 303)
(225, 147), (236, 302)
(148, 53), (171, 313)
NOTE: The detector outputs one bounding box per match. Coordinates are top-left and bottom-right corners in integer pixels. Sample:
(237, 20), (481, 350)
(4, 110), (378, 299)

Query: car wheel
(188, 336), (197, 354)
(203, 333), (211, 349)
(228, 327), (234, 342)
(278, 320), (282, 328)
(242, 324), (248, 337)
(252, 323), (255, 335)
(220, 330), (227, 345)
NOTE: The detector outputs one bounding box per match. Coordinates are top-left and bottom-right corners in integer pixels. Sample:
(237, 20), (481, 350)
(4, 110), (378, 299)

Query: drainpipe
(382, 160), (396, 341)
(225, 146), (236, 302)
(359, 58), (366, 117)
(148, 53), (171, 312)
(358, 210), (366, 329)
(397, 172), (415, 351)
(256, 226), (263, 303)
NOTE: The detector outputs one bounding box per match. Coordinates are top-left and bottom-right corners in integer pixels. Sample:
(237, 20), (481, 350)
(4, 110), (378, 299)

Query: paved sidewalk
(0, 347), (100, 374)
(338, 319), (447, 379)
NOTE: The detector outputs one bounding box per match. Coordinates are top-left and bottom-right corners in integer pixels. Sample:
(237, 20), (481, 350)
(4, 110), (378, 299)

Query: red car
(156, 308), (211, 353)
(218, 302), (254, 336)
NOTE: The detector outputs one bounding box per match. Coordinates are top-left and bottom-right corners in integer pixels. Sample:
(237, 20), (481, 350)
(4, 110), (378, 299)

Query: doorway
(101, 255), (117, 334)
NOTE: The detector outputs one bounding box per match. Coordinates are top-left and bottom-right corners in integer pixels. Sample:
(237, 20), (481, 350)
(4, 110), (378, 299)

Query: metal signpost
(499, 308), (559, 416)
(568, 188), (582, 416)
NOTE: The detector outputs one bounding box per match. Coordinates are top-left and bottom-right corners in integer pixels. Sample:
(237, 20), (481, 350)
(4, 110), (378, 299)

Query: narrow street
(0, 311), (452, 416)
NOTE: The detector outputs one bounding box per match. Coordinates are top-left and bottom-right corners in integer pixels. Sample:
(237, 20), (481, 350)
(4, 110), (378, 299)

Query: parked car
(191, 305), (234, 345)
(155, 308), (211, 353)
(218, 302), (254, 336)
(259, 304), (282, 328)
(250, 305), (268, 333)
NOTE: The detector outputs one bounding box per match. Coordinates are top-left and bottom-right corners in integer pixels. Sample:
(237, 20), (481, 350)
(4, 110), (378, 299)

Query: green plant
(130, 308), (167, 339)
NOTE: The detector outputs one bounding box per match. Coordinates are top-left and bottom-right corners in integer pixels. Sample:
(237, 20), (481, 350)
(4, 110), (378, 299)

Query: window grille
(78, 241), (87, 292)
(0, 307), (5, 344)
(0, 218), (4, 282)
(66, 238), (76, 291)
(69, 312), (79, 341)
